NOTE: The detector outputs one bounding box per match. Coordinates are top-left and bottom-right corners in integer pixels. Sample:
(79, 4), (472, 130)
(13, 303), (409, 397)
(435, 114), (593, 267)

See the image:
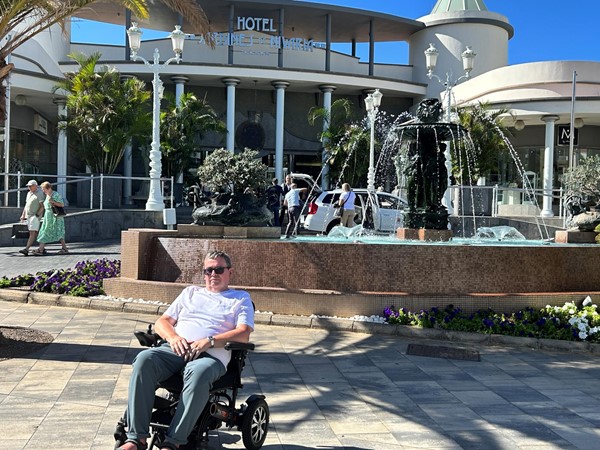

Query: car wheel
(325, 220), (341, 235)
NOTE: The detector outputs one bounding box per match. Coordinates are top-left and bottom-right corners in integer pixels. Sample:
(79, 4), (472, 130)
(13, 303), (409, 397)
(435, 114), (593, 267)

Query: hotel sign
(193, 15), (322, 53)
(557, 125), (578, 146)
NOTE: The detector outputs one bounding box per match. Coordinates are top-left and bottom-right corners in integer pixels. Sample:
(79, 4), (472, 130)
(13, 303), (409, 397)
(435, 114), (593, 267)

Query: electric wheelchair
(114, 325), (269, 450)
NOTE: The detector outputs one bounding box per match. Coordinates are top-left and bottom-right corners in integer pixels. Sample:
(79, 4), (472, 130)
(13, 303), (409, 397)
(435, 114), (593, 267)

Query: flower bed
(0, 259), (120, 297)
(384, 297), (600, 343)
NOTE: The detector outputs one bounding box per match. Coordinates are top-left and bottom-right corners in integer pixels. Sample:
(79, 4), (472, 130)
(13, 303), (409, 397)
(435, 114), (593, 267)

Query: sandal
(58, 248), (69, 254)
(117, 438), (148, 450)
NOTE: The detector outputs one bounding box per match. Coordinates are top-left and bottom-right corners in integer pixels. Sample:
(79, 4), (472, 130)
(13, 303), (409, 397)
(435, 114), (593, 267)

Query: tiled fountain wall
(103, 227), (600, 316)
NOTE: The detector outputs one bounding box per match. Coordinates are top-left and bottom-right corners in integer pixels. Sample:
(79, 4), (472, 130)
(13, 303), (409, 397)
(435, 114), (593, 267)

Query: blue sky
(71, 0), (599, 66)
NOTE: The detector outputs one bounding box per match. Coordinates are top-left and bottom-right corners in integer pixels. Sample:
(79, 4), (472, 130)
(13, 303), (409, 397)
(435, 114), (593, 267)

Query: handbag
(52, 204), (67, 217)
(11, 223), (29, 239)
(334, 196), (347, 218)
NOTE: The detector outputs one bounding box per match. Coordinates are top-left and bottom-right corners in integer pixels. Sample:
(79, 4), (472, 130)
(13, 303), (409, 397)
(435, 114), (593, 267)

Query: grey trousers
(126, 343), (226, 446)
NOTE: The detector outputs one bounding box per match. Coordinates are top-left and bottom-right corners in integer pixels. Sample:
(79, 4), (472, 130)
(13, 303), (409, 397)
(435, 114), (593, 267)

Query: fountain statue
(396, 98), (465, 231)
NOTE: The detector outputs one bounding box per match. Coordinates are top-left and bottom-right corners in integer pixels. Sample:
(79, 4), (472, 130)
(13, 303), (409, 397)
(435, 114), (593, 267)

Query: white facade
(2, 0), (598, 213)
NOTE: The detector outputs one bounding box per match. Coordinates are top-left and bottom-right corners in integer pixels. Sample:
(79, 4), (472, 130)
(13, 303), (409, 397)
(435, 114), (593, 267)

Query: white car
(303, 189), (407, 234)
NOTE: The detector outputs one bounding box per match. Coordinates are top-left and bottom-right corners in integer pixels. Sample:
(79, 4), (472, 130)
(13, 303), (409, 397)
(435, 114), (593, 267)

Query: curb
(0, 288), (597, 354)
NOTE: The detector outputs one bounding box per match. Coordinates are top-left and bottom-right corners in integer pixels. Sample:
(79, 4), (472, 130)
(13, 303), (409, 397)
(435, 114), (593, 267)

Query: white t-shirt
(285, 188), (303, 208)
(25, 189), (45, 217)
(340, 191), (356, 210)
(164, 286), (255, 368)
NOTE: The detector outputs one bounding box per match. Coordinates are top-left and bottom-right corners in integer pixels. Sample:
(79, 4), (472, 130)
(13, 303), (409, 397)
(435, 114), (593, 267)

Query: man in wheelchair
(117, 251), (260, 450)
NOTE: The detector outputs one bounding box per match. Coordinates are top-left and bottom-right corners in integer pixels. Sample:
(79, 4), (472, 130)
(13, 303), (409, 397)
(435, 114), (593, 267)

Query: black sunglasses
(203, 266), (230, 276)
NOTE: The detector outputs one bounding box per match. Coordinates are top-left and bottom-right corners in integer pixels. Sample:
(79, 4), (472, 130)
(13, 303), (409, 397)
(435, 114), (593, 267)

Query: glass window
(377, 193), (405, 210)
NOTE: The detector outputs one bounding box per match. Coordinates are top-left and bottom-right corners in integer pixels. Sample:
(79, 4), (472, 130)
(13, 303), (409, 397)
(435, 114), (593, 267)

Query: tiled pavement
(1, 300), (600, 450)
(1, 240), (600, 449)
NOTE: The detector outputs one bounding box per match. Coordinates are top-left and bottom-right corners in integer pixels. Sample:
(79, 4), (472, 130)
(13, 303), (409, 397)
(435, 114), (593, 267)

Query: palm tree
(308, 98), (371, 188)
(55, 52), (152, 174)
(453, 102), (513, 185)
(159, 92), (227, 183)
(0, 0), (210, 120)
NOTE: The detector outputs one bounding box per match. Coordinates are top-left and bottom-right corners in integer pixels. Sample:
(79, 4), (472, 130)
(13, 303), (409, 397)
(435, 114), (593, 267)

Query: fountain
(396, 98), (459, 232)
(104, 101), (598, 319)
(475, 226), (526, 241)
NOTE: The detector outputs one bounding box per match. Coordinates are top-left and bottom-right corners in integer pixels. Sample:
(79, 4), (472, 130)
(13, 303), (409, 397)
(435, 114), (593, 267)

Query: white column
(541, 115), (559, 217)
(171, 75), (188, 107)
(54, 99), (68, 205)
(319, 85), (335, 190)
(272, 81), (289, 183)
(171, 75), (188, 183)
(3, 56), (11, 207)
(146, 50), (165, 211)
(222, 78), (239, 152)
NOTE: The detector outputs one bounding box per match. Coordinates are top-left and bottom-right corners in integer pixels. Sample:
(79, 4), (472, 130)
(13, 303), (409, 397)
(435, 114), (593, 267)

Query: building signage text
(193, 16), (321, 54)
(557, 125), (579, 146)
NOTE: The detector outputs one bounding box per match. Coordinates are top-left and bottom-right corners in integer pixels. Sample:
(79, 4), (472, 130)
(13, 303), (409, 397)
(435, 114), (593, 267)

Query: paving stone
(1, 298), (600, 450)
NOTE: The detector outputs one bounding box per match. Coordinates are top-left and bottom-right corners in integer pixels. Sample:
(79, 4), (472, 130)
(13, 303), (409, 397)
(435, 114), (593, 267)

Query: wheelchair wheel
(241, 398), (269, 450)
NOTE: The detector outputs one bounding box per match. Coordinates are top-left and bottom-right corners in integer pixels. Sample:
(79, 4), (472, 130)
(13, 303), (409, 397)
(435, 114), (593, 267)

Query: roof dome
(431, 0), (489, 13)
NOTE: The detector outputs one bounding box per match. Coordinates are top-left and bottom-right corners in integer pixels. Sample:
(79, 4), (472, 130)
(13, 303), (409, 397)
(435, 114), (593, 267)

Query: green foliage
(308, 98), (371, 187)
(562, 155), (600, 206)
(196, 148), (268, 195)
(453, 102), (512, 185)
(55, 52), (151, 174)
(0, 274), (35, 289)
(384, 298), (600, 342)
(159, 93), (226, 181)
(0, 259), (120, 297)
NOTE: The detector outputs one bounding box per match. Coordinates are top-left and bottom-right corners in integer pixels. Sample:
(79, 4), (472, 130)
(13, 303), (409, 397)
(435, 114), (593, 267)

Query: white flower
(579, 331), (588, 340)
(583, 296), (593, 306)
(569, 309), (576, 315)
(578, 322), (588, 331)
(568, 317), (578, 326)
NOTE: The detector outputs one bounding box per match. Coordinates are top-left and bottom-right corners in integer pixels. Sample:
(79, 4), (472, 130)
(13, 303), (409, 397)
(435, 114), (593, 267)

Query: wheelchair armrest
(224, 341), (255, 351)
(134, 325), (162, 347)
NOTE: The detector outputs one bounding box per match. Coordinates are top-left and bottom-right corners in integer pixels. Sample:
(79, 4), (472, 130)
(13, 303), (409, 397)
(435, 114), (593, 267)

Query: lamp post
(424, 43), (476, 215)
(364, 89), (383, 193)
(127, 22), (185, 211)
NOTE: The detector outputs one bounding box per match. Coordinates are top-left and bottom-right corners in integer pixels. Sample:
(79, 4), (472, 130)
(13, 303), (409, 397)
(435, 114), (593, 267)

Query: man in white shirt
(283, 183), (307, 238)
(119, 251), (255, 450)
(279, 175), (293, 226)
(19, 180), (45, 256)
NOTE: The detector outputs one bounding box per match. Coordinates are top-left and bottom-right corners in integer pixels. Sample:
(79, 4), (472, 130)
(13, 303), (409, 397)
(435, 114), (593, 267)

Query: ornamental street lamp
(364, 89), (383, 193)
(424, 43), (476, 215)
(127, 22), (185, 211)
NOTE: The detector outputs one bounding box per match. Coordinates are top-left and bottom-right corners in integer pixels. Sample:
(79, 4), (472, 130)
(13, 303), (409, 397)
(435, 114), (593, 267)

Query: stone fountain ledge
(1, 289), (598, 355)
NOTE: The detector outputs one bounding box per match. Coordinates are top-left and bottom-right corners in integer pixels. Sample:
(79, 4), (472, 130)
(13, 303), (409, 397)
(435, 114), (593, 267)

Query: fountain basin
(103, 228), (600, 317)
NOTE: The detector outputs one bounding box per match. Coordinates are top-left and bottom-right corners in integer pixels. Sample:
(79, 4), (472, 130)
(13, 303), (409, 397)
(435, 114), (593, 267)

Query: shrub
(0, 258), (120, 297)
(384, 297), (600, 343)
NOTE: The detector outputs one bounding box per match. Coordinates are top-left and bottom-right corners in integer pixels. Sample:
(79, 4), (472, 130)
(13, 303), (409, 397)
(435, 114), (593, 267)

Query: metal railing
(446, 184), (566, 219)
(0, 171), (175, 210)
